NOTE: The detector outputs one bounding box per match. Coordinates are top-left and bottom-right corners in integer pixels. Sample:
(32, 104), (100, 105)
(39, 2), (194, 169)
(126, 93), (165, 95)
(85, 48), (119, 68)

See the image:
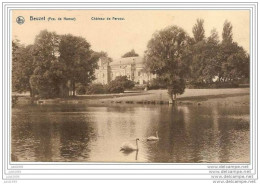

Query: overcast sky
(12, 10), (250, 60)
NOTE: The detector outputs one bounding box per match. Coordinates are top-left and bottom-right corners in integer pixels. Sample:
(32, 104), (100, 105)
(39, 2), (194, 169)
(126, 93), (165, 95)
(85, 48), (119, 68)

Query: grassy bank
(14, 88), (250, 106)
(93, 88), (250, 106)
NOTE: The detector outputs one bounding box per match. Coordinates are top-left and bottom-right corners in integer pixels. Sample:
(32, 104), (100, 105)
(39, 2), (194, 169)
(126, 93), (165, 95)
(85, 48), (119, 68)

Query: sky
(12, 10), (250, 60)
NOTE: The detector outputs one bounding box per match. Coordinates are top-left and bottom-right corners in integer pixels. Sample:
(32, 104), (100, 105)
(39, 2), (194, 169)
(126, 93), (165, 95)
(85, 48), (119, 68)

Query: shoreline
(13, 88), (250, 107)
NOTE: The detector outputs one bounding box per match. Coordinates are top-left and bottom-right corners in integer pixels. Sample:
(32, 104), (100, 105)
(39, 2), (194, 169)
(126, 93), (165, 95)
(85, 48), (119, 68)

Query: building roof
(110, 56), (143, 66)
(99, 57), (111, 66)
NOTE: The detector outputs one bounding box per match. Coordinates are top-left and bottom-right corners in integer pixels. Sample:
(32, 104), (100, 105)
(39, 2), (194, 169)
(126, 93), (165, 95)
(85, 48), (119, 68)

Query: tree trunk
(167, 88), (174, 104)
(29, 88), (35, 104)
(72, 81), (75, 96)
(29, 88), (33, 97)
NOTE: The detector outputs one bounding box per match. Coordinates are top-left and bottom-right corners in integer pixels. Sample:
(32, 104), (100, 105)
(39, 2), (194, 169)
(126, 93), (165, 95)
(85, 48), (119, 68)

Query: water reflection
(12, 103), (249, 162)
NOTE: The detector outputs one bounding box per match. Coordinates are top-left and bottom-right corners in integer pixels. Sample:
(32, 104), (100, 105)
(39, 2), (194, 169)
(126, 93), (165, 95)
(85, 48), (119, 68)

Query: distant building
(94, 56), (155, 85)
(94, 57), (111, 85)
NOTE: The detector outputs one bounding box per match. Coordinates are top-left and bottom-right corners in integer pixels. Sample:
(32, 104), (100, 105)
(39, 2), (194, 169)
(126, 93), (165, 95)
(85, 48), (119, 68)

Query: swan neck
(136, 140), (139, 150)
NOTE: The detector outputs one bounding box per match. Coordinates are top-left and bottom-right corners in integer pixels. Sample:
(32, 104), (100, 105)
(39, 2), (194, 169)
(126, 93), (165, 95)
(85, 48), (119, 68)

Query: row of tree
(12, 30), (99, 98)
(144, 19), (249, 103)
(12, 19), (249, 102)
(79, 76), (135, 94)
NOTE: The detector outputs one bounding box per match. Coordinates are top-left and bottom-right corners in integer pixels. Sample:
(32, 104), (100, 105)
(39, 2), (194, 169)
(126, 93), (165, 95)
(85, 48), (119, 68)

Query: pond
(11, 103), (250, 163)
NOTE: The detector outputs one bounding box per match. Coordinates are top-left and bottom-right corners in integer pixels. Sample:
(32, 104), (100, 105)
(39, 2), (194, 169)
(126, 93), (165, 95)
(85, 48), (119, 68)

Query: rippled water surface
(12, 103), (250, 162)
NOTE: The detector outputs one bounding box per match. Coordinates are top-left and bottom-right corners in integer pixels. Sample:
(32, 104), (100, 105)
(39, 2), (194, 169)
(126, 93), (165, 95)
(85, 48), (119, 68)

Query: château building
(94, 56), (155, 85)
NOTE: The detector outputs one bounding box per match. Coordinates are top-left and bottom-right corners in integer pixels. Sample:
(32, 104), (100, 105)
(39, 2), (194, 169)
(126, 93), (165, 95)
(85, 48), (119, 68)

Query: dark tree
(108, 76), (135, 93)
(12, 43), (35, 96)
(29, 30), (61, 98)
(13, 30), (100, 98)
(92, 51), (112, 65)
(222, 20), (233, 44)
(192, 19), (205, 43)
(190, 19), (207, 84)
(122, 49), (139, 58)
(203, 28), (221, 82)
(59, 34), (98, 96)
(219, 21), (249, 82)
(144, 25), (192, 103)
(220, 43), (249, 82)
(190, 40), (208, 83)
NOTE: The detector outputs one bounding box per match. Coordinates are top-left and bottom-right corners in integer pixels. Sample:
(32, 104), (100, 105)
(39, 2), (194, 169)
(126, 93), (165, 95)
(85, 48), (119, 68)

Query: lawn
(91, 88), (250, 105)
(14, 88), (250, 106)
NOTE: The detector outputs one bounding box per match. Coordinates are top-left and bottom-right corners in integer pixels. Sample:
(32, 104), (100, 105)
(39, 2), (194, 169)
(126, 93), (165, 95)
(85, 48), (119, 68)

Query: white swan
(120, 138), (139, 151)
(147, 131), (159, 141)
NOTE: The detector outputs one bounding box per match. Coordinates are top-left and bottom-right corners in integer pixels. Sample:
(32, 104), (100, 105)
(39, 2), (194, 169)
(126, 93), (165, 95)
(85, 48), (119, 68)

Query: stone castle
(94, 56), (155, 85)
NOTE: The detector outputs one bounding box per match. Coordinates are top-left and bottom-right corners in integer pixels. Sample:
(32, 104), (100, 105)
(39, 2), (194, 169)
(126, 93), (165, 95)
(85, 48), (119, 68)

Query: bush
(186, 82), (239, 89)
(148, 78), (167, 90)
(108, 84), (124, 93)
(211, 82), (239, 88)
(132, 85), (146, 91)
(86, 83), (108, 94)
(108, 76), (135, 93)
(76, 84), (86, 95)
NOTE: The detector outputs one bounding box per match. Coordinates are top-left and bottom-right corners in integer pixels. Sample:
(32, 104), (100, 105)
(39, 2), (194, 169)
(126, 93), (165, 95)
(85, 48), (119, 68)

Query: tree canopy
(192, 19), (205, 43)
(122, 49), (139, 58)
(222, 20), (233, 44)
(12, 30), (100, 98)
(108, 76), (135, 93)
(29, 30), (62, 98)
(144, 25), (192, 103)
(59, 34), (98, 96)
(12, 43), (35, 95)
(144, 20), (249, 102)
(12, 19), (250, 100)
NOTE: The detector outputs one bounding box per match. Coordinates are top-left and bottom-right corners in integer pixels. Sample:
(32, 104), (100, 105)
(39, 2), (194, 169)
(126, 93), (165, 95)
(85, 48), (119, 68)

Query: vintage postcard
(2, 1), (258, 183)
(11, 9), (250, 163)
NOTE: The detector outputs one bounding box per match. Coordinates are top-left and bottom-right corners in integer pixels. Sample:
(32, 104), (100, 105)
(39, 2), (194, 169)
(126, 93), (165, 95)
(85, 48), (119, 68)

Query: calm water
(11, 103), (250, 163)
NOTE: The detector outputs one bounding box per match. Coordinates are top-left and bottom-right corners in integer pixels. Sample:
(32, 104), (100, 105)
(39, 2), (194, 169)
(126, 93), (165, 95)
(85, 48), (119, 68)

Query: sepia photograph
(11, 9), (250, 163)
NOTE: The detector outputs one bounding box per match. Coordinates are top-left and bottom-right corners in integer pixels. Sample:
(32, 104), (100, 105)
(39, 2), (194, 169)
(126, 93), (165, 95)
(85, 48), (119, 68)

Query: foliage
(167, 79), (186, 97)
(222, 20), (233, 44)
(59, 34), (99, 96)
(86, 83), (108, 94)
(190, 28), (221, 83)
(190, 40), (208, 83)
(218, 21), (249, 82)
(192, 19), (205, 43)
(189, 20), (249, 85)
(94, 51), (112, 64)
(12, 20), (250, 100)
(144, 25), (192, 102)
(122, 49), (139, 58)
(187, 81), (239, 89)
(132, 85), (146, 91)
(148, 78), (167, 90)
(76, 84), (86, 95)
(190, 19), (207, 82)
(220, 43), (249, 81)
(203, 28), (221, 81)
(13, 30), (99, 99)
(29, 30), (62, 98)
(108, 76), (135, 93)
(12, 43), (35, 95)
